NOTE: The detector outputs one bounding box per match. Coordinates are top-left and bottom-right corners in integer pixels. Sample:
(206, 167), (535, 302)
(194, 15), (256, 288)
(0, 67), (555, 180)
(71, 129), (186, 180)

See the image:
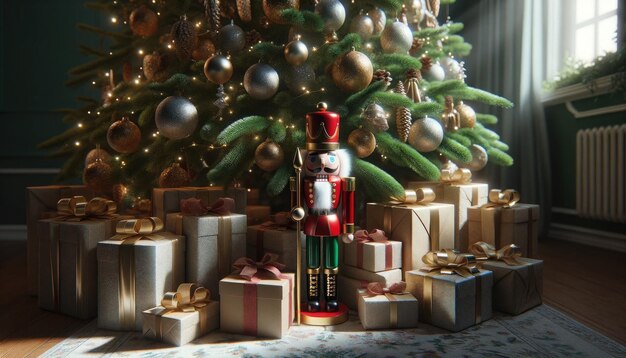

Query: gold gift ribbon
(153, 283), (211, 340)
(55, 196), (117, 221)
(217, 216), (232, 278)
(440, 167), (472, 185)
(419, 249), (483, 324)
(110, 217), (178, 330)
(470, 241), (526, 266)
(479, 189), (520, 248)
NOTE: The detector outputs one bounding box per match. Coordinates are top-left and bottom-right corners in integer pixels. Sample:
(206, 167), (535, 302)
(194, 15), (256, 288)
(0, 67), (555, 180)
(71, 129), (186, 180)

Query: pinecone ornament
(395, 81), (412, 142)
(420, 56), (433, 72)
(410, 38), (425, 56)
(200, 0), (221, 31)
(171, 15), (198, 61)
(373, 69), (393, 86)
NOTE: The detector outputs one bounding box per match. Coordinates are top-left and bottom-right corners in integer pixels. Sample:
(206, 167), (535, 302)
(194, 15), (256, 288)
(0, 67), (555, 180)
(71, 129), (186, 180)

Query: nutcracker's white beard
(313, 182), (332, 210)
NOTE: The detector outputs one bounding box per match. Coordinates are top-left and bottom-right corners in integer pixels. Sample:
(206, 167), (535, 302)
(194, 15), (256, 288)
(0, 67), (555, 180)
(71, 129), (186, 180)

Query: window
(572, 0), (619, 63)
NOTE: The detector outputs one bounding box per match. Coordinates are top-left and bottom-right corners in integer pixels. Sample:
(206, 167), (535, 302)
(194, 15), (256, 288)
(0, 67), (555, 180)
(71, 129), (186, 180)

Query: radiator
(576, 125), (626, 223)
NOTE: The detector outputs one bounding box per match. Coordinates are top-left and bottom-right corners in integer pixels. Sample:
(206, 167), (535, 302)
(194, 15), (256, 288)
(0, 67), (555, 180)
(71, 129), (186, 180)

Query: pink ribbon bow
(354, 229), (388, 243)
(232, 253), (286, 281)
(180, 197), (235, 216)
(366, 281), (407, 296)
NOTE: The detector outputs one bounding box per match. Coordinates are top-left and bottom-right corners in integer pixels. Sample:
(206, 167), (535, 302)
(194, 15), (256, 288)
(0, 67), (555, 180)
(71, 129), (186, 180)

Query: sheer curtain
(457, 0), (553, 236)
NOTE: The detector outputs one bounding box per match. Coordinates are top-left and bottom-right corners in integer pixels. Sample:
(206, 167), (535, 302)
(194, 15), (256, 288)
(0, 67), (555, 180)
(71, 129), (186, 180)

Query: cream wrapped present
(366, 189), (455, 275)
(246, 213), (305, 271)
(470, 242), (543, 315)
(38, 196), (121, 319)
(143, 283), (219, 346)
(467, 189), (540, 257)
(220, 254), (294, 338)
(337, 267), (402, 311)
(344, 229), (402, 272)
(357, 282), (419, 330)
(406, 250), (493, 332)
(152, 186), (246, 220)
(98, 217), (185, 331)
(166, 197), (246, 297)
(408, 167), (488, 252)
(245, 205), (271, 225)
(27, 185), (94, 295)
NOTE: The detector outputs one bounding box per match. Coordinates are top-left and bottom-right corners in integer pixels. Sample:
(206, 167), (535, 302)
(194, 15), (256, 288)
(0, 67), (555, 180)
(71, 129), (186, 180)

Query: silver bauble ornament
(380, 20), (413, 53)
(204, 54), (233, 84)
(155, 96), (199, 140)
(331, 49), (374, 92)
(284, 37), (309, 65)
(284, 63), (315, 94)
(244, 63), (280, 100)
(315, 0), (346, 33)
(350, 13), (374, 41)
(422, 61), (445, 82)
(461, 144), (488, 171)
(408, 117), (444, 152)
(218, 22), (246, 54)
(368, 7), (386, 34)
(441, 56), (461, 80)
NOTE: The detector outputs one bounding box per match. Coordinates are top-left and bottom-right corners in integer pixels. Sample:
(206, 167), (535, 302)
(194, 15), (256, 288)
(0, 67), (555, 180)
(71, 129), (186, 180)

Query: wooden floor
(0, 239), (624, 357)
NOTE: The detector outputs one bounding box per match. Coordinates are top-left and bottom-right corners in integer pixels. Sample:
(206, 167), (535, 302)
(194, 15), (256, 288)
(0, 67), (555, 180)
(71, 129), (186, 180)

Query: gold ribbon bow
(470, 241), (525, 266)
(484, 189), (520, 208)
(392, 188), (436, 204)
(114, 217), (164, 237)
(440, 167), (472, 185)
(55, 196), (117, 221)
(232, 253), (286, 281)
(154, 283), (211, 340)
(420, 249), (479, 278)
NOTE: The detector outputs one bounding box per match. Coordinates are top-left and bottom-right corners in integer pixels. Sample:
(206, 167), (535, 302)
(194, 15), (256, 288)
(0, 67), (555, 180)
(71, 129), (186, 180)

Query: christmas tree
(41, 0), (513, 207)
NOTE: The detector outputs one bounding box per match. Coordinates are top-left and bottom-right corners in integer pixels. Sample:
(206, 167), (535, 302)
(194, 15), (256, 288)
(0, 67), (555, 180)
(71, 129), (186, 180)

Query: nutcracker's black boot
(306, 268), (321, 312)
(324, 268), (339, 312)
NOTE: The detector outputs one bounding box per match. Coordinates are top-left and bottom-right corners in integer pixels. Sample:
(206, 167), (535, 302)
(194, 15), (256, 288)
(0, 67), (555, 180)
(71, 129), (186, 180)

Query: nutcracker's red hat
(305, 102), (340, 151)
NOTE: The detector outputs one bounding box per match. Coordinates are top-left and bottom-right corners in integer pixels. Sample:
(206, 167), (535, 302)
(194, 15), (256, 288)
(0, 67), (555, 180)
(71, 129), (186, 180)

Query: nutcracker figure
(291, 102), (354, 324)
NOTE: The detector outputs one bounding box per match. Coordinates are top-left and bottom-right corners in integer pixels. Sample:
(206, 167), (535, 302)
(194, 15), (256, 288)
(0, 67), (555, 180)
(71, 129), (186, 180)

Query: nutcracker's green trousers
(306, 236), (339, 269)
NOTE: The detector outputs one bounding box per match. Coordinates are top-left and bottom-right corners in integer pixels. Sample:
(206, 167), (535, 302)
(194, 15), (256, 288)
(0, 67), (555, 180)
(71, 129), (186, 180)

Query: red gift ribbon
(180, 197), (235, 216)
(365, 281), (408, 296)
(354, 229), (393, 270)
(231, 254), (292, 336)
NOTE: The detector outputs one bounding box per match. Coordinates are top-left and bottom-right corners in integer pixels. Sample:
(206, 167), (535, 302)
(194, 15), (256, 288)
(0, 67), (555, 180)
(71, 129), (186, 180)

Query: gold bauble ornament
(462, 144), (488, 171)
(254, 140), (284, 172)
(204, 54), (233, 84)
(331, 49), (374, 93)
(159, 163), (190, 188)
(107, 117), (141, 154)
(192, 38), (216, 61)
(83, 159), (114, 193)
(85, 147), (111, 167)
(348, 128), (376, 158)
(455, 100), (476, 128)
(368, 7), (386, 35)
(262, 0), (300, 24)
(112, 183), (128, 203)
(129, 6), (158, 38)
(350, 12), (375, 41)
(284, 36), (309, 66)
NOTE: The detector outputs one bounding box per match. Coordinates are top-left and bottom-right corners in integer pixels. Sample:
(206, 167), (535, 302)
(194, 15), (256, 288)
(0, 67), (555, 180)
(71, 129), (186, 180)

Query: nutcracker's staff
(290, 148), (305, 325)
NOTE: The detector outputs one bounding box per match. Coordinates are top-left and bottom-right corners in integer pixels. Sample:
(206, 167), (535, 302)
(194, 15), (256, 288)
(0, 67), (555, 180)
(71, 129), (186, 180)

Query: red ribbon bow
(354, 229), (388, 243)
(259, 212), (295, 230)
(366, 281), (407, 296)
(180, 197), (234, 216)
(232, 253), (286, 281)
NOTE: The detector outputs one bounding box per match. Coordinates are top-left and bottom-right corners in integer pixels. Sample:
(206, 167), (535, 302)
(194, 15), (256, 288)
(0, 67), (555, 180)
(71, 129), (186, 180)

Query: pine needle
(217, 116), (270, 145)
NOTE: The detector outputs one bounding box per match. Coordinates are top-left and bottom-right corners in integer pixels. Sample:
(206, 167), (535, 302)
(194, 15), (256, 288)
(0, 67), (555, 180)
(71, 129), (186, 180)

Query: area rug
(43, 305), (625, 357)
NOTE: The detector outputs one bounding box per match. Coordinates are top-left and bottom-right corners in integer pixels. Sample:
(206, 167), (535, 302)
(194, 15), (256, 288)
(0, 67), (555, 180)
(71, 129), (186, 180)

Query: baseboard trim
(0, 225), (26, 241)
(549, 223), (626, 252)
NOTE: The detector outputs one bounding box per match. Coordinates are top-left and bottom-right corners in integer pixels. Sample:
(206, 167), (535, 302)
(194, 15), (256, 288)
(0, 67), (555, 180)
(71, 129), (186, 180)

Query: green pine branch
(217, 116), (270, 145)
(353, 158), (404, 202)
(376, 132), (440, 180)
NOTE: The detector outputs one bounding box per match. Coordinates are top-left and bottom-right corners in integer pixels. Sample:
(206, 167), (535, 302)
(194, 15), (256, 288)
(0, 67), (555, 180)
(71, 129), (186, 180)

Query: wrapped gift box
(337, 268), (402, 311)
(366, 202), (455, 275)
(98, 224), (185, 331)
(481, 258), (543, 315)
(153, 187), (246, 220)
(344, 236), (402, 272)
(37, 217), (116, 319)
(220, 273), (294, 338)
(406, 269), (493, 332)
(166, 212), (246, 297)
(357, 288), (419, 329)
(246, 223), (305, 271)
(409, 181), (488, 251)
(142, 284), (219, 346)
(26, 185), (93, 295)
(245, 205), (271, 225)
(468, 204), (540, 257)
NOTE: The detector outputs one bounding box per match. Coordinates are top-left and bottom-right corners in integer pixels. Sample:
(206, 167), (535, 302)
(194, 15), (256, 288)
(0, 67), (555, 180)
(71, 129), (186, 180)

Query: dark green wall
(0, 1), (103, 225)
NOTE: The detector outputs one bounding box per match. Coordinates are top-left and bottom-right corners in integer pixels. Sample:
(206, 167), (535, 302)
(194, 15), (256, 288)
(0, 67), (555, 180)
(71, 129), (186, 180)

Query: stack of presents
(26, 170), (542, 346)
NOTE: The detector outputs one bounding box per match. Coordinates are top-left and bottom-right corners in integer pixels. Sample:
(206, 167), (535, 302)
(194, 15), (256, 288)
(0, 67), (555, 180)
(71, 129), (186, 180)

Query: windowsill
(541, 75), (617, 106)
